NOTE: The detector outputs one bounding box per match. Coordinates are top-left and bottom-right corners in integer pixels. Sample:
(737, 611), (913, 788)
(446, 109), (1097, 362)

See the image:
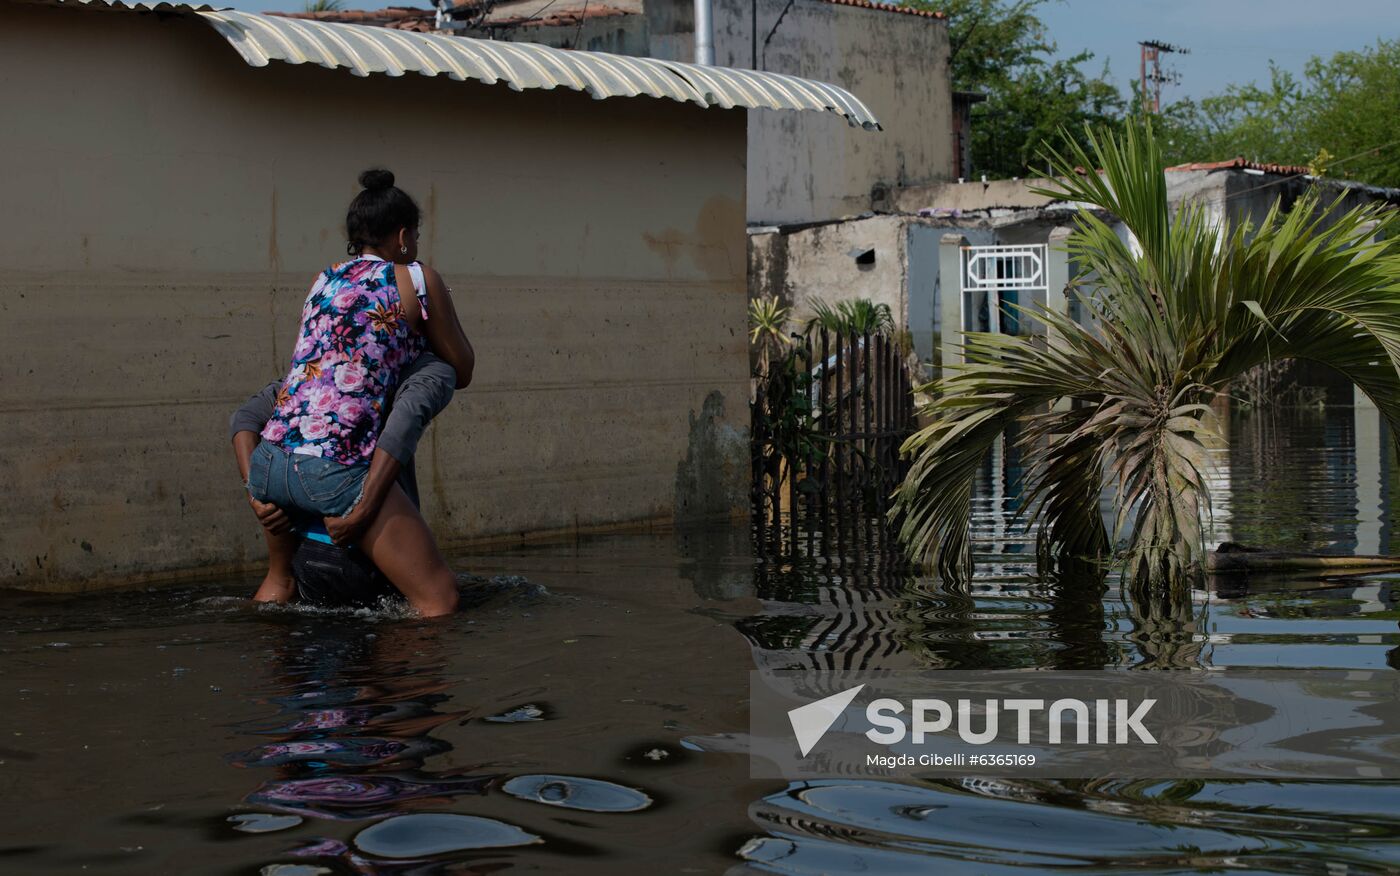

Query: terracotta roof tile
(822, 0), (944, 17)
(276, 0), (942, 32)
(1166, 157), (1312, 177)
(269, 7), (437, 30)
(481, 5), (636, 28)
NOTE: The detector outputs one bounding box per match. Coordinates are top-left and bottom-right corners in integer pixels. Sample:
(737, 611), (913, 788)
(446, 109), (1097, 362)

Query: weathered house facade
(754, 159), (1400, 378)
(0, 0), (875, 591)
(287, 0), (956, 227)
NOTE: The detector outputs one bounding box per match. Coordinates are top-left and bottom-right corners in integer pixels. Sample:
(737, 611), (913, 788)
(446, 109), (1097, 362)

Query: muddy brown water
(3, 407), (1400, 874)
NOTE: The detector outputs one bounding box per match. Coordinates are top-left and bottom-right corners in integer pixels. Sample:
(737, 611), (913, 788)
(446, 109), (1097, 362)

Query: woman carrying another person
(229, 345), (457, 610)
(231, 169), (474, 617)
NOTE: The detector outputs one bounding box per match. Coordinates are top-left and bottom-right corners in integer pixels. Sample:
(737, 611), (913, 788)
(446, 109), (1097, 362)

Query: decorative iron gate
(751, 329), (917, 558)
(961, 244), (1047, 336)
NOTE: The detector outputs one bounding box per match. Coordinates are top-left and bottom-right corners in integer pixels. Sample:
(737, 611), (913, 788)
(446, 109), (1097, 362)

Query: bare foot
(252, 573), (297, 604)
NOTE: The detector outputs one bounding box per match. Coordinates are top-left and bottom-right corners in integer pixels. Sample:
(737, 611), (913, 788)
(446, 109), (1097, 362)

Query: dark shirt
(229, 352), (456, 508)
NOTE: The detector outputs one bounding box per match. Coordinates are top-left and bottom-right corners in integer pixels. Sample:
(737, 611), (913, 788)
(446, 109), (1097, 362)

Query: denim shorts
(246, 441), (369, 518)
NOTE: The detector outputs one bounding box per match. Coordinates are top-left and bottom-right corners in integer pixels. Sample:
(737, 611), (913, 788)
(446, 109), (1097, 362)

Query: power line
(572, 0), (588, 48)
(514, 0), (560, 28)
(761, 0), (796, 72)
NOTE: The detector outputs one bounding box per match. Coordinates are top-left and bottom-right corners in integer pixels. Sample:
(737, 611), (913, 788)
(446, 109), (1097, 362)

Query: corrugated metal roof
(18, 0), (881, 129)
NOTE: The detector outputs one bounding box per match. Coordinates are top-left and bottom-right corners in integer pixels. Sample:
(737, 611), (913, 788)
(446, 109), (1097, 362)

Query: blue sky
(1038, 0), (1397, 101)
(219, 0), (1396, 103)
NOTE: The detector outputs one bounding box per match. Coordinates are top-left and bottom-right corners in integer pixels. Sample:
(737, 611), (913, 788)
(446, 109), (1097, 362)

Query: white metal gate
(961, 244), (1048, 336)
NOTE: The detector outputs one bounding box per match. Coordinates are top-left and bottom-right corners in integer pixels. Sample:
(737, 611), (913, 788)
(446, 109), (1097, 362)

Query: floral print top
(261, 256), (430, 464)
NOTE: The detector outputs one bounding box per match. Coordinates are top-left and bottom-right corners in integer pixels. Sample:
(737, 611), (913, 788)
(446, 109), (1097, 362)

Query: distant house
(0, 0), (875, 591)
(772, 158), (1400, 378)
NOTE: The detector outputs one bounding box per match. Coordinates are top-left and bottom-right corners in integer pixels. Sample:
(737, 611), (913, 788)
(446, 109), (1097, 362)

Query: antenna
(1139, 40), (1189, 113)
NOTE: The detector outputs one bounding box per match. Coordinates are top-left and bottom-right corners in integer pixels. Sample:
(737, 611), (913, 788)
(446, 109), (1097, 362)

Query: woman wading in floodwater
(232, 169), (474, 617)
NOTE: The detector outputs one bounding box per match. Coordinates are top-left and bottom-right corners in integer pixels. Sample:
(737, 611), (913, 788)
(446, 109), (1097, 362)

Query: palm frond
(805, 298), (894, 335)
(895, 119), (1400, 585)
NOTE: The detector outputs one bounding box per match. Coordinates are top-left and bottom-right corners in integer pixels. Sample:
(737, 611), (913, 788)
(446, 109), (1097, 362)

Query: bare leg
(357, 483), (460, 617)
(253, 528), (299, 604)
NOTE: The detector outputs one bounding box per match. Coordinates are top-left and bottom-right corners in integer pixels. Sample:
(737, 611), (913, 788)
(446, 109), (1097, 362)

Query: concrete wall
(895, 178), (1057, 215)
(1165, 169), (1400, 237)
(0, 3), (750, 592)
(749, 212), (1083, 368)
(676, 0), (954, 225)
(765, 169), (1400, 383)
(490, 17), (649, 55)
(748, 216), (910, 331)
(458, 0), (951, 226)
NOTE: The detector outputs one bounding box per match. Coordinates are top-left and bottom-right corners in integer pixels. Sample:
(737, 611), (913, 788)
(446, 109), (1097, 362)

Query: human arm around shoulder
(420, 266), (474, 390)
(394, 262), (473, 390)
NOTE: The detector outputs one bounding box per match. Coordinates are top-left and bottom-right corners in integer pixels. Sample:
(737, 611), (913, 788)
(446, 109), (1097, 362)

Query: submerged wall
(0, 3), (750, 592)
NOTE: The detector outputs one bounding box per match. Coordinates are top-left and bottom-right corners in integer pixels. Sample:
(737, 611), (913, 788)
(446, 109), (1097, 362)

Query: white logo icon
(788, 684), (865, 756)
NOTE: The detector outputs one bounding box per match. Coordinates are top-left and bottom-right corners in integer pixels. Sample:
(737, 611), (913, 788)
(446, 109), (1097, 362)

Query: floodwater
(3, 406), (1400, 874)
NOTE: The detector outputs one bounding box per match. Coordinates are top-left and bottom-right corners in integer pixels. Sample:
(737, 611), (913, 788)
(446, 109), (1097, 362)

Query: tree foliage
(901, 0), (1124, 179)
(891, 122), (1400, 585)
(1156, 41), (1400, 187)
(898, 3), (1400, 187)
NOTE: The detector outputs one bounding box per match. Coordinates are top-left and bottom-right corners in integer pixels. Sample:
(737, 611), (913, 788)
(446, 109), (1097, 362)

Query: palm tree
(892, 122), (1400, 586)
(303, 0), (345, 12)
(805, 298), (895, 336)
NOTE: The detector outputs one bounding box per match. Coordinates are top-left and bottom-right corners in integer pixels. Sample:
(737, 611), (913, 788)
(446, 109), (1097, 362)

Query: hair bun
(359, 168), (395, 191)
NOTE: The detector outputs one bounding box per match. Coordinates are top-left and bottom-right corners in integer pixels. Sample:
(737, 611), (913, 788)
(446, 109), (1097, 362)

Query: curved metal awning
(20, 0), (882, 130)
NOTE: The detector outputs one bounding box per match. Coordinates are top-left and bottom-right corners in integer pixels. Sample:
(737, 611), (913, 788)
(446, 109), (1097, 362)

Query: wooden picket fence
(751, 328), (917, 560)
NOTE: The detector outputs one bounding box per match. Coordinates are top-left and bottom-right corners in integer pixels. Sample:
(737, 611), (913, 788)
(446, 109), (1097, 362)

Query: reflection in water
(225, 614), (660, 872)
(732, 406), (1400, 874)
(501, 775), (653, 812)
(229, 621), (510, 870)
(232, 623), (482, 807)
(740, 777), (1400, 873)
(3, 410), (1398, 873)
(351, 813), (542, 858)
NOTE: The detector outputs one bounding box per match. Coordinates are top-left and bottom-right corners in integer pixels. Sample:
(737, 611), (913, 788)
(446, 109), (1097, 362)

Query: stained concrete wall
(1165, 169), (1400, 236)
(480, 0), (953, 226)
(0, 3), (750, 592)
(748, 216), (910, 331)
(750, 212), (1080, 372)
(655, 0), (955, 225)
(494, 16), (649, 54)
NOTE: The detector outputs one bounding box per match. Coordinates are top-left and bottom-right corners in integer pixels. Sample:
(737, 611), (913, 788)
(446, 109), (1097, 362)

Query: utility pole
(1138, 40), (1188, 113)
(694, 0), (714, 64)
